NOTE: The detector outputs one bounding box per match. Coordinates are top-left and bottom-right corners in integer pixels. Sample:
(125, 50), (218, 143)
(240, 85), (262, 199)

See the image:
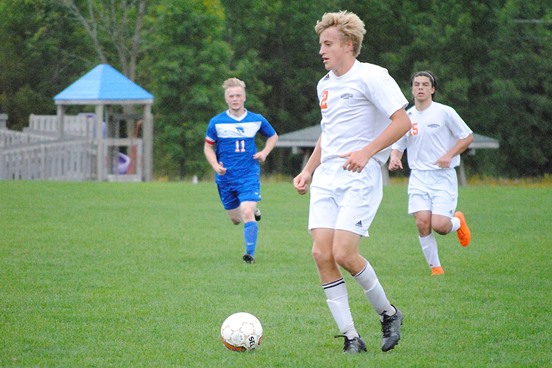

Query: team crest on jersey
(215, 121), (262, 138)
(341, 93), (354, 100)
(428, 123), (440, 129)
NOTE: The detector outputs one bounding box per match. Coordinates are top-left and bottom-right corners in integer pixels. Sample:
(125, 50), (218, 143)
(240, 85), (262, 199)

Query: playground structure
(0, 64), (154, 181)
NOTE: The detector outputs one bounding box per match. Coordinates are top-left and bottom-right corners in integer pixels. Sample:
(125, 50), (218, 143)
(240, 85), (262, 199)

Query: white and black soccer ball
(220, 312), (263, 352)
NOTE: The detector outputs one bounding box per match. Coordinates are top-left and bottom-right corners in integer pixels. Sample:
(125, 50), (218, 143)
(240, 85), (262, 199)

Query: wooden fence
(24, 114), (95, 137)
(0, 114), (143, 181)
(0, 139), (95, 180)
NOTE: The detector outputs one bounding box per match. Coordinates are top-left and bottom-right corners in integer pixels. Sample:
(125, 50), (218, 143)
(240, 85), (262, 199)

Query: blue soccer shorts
(217, 180), (261, 210)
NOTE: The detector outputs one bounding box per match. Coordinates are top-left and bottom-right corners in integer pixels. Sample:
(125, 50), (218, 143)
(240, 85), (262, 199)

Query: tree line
(0, 0), (551, 179)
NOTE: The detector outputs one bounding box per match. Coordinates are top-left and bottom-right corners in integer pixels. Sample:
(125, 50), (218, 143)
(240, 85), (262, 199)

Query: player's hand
(253, 151), (267, 162)
(434, 156), (451, 169)
(293, 172), (311, 195)
(339, 149), (371, 173)
(216, 162), (227, 175)
(388, 157), (403, 171)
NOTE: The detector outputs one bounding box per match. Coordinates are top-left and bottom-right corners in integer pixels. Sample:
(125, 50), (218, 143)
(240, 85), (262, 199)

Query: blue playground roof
(54, 64), (154, 104)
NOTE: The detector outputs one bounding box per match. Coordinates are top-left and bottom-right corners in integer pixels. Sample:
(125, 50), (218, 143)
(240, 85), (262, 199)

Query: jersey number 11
(235, 140), (246, 152)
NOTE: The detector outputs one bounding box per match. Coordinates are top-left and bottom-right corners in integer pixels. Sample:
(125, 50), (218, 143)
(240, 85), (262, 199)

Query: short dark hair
(411, 71), (437, 96)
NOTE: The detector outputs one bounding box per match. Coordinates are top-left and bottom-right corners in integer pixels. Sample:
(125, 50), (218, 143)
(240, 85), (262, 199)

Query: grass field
(1, 180), (550, 367)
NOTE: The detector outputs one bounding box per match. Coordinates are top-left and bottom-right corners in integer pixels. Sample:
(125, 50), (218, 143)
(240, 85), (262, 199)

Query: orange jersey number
(410, 122), (419, 136)
(320, 90), (329, 109)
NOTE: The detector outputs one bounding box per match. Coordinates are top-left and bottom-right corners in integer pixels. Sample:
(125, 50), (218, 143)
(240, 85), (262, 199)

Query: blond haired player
(293, 11), (411, 353)
(205, 78), (278, 264)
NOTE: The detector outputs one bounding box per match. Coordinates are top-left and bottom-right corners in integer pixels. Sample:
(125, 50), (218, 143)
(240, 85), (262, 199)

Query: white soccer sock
(323, 278), (358, 339)
(354, 260), (396, 316)
(450, 216), (461, 233)
(419, 233), (440, 268)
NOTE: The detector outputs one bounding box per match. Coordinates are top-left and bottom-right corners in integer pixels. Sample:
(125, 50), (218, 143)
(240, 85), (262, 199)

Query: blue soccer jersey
(205, 110), (276, 184)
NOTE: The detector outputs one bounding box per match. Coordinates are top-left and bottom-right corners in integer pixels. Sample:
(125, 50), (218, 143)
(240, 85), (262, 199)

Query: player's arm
(253, 133), (279, 162)
(204, 141), (227, 175)
(434, 134), (474, 168)
(293, 136), (322, 195)
(341, 108), (411, 172)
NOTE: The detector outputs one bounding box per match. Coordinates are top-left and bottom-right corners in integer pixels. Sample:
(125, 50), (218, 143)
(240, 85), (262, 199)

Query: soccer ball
(220, 312), (263, 352)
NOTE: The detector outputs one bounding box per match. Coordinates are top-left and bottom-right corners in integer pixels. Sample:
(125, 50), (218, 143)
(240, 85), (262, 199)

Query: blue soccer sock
(244, 221), (258, 256)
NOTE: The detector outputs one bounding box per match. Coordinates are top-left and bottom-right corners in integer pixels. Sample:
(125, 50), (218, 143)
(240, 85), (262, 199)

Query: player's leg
(312, 228), (366, 353)
(309, 164), (365, 352)
(332, 228), (396, 317)
(409, 171), (443, 274)
(240, 201), (258, 262)
(431, 169), (471, 246)
(226, 208), (242, 225)
(335, 160), (402, 352)
(414, 210), (443, 275)
(236, 181), (261, 262)
(217, 184), (242, 224)
(332, 228), (401, 351)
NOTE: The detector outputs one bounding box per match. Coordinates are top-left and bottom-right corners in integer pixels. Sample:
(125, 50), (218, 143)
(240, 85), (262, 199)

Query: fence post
(0, 113), (7, 130)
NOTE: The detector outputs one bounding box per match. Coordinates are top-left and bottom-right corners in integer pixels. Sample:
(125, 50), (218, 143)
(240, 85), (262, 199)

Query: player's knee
(312, 246), (333, 266)
(332, 250), (355, 270)
(416, 220), (431, 234)
(431, 219), (451, 235)
(432, 225), (449, 235)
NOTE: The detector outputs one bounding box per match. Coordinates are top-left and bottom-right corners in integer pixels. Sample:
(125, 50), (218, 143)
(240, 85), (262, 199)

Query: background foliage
(0, 0), (551, 179)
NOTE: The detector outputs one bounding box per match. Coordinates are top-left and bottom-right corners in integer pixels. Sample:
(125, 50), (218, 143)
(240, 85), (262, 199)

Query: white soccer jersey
(317, 60), (408, 165)
(393, 102), (473, 170)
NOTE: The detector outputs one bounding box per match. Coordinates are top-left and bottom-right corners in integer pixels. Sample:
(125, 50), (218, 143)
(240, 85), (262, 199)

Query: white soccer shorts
(308, 159), (383, 237)
(407, 169), (458, 218)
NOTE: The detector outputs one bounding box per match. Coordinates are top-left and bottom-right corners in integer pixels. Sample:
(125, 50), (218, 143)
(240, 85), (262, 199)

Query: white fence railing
(1, 114), (143, 181)
(0, 139), (96, 180)
(24, 114), (95, 137)
(0, 129), (57, 148)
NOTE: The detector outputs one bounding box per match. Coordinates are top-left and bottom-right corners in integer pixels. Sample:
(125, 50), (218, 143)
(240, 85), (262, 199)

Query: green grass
(1, 181), (550, 367)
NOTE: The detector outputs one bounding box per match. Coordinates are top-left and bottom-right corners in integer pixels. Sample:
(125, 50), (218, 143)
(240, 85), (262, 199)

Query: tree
(0, 0), (93, 130)
(382, 0), (552, 178)
(60, 0), (148, 81)
(141, 0), (231, 179)
(484, 0), (552, 176)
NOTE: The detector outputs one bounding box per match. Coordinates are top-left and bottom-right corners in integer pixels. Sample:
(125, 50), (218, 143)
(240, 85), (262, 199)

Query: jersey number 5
(410, 123), (419, 136)
(235, 140), (246, 152)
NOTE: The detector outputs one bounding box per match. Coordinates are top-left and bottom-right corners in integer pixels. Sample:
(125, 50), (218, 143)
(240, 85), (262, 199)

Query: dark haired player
(389, 71), (473, 276)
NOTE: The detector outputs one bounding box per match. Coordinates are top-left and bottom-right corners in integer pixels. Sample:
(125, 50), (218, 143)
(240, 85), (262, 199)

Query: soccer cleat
(242, 254), (255, 264)
(335, 335), (367, 353)
(381, 307), (403, 352)
(254, 208), (261, 221)
(431, 266), (445, 276)
(455, 211), (471, 247)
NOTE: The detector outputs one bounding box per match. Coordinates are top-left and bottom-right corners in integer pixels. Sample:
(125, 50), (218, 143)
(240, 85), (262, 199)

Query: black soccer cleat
(335, 335), (367, 353)
(381, 306), (403, 352)
(254, 208), (261, 221)
(242, 254), (255, 264)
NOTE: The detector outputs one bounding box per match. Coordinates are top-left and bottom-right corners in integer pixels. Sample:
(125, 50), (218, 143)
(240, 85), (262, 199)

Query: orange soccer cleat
(455, 211), (471, 247)
(431, 266), (445, 276)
